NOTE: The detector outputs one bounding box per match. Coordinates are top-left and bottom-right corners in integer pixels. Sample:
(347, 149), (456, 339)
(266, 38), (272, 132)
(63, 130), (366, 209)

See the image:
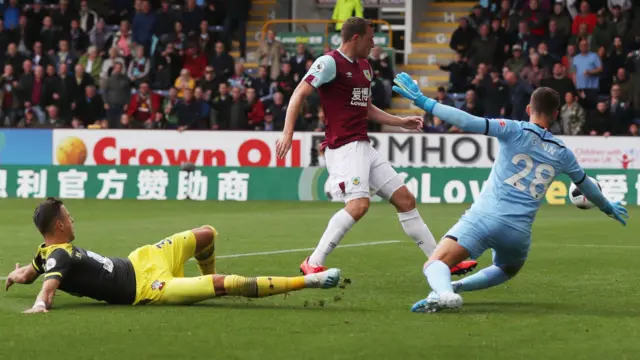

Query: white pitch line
(210, 240), (402, 260)
(0, 276), (6, 281)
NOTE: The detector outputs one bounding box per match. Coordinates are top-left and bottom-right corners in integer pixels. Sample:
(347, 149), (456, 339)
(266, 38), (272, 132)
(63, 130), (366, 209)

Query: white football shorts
(324, 140), (405, 203)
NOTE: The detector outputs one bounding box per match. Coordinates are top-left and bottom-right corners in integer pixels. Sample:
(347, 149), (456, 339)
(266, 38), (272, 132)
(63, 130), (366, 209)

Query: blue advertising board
(0, 129), (52, 165)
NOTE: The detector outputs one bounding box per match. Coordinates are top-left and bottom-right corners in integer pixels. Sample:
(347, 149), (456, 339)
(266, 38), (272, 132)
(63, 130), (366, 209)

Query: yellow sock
(223, 275), (307, 298)
(195, 226), (217, 275)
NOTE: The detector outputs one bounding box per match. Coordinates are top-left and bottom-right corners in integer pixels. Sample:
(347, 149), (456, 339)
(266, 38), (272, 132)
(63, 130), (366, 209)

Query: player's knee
(390, 187), (416, 213)
(500, 265), (522, 278)
(193, 225), (216, 253)
(346, 198), (369, 220)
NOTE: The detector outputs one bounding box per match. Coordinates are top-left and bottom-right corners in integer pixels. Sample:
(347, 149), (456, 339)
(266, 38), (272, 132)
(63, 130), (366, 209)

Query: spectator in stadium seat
(276, 62), (296, 101)
(18, 64), (46, 123)
(609, 5), (628, 39)
(26, 1), (46, 36)
(495, 0), (515, 33)
(119, 113), (133, 129)
(43, 62), (73, 121)
(449, 17), (476, 55)
(612, 67), (631, 101)
(606, 37), (626, 77)
(3, 0), (20, 31)
(17, 108), (42, 128)
(257, 29), (283, 81)
(211, 82), (231, 129)
(591, 12), (614, 52)
(54, 39), (76, 74)
(521, 0), (548, 37)
(205, 0), (225, 27)
(246, 87), (264, 130)
(43, 105), (67, 128)
(290, 44), (313, 83)
(175, 88), (200, 131)
(491, 18), (510, 69)
(546, 20), (568, 61)
(512, 21), (538, 54)
(153, 42), (181, 90)
(470, 62), (491, 100)
(89, 19), (110, 56)
(460, 89), (484, 117)
(174, 68), (195, 98)
(168, 21), (187, 55)
(31, 42), (51, 69)
(72, 84), (105, 128)
(70, 63), (94, 104)
(627, 123), (639, 136)
(423, 115), (448, 133)
(182, 45), (207, 80)
(127, 45), (150, 87)
(210, 41), (234, 81)
(225, 0), (251, 60)
(268, 91), (286, 130)
(198, 66), (222, 100)
(69, 18), (89, 56)
(572, 1), (597, 35)
(0, 64), (18, 126)
(263, 107), (274, 131)
(439, 52), (471, 93)
(100, 47), (126, 89)
(484, 68), (510, 117)
(229, 63), (252, 92)
(78, 46), (103, 84)
(505, 70), (533, 120)
(520, 52), (549, 87)
(197, 20), (215, 55)
(127, 81), (160, 128)
(585, 101), (614, 135)
(132, 0), (155, 52)
(468, 5), (490, 30)
(39, 16), (59, 55)
(541, 62), (576, 104)
(53, 0), (77, 34)
(227, 86), (249, 130)
(469, 24), (497, 68)
(6, 43), (25, 77)
(79, 0), (98, 34)
(154, 0), (178, 41)
(103, 62), (130, 129)
(160, 87), (180, 129)
(370, 70), (388, 111)
(505, 44), (527, 74)
(111, 20), (133, 58)
(182, 0), (204, 36)
(560, 91), (586, 134)
(193, 86), (213, 129)
(573, 38), (602, 108)
(608, 83), (631, 133)
(16, 15), (35, 55)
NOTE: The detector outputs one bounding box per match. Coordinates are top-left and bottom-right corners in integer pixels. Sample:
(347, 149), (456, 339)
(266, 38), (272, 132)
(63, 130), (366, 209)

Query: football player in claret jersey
(393, 72), (629, 312)
(275, 17), (477, 276)
(6, 198), (342, 313)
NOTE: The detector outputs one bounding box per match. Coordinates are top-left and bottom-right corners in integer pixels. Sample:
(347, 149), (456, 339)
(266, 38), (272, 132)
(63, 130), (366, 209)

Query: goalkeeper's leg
(157, 269), (341, 305)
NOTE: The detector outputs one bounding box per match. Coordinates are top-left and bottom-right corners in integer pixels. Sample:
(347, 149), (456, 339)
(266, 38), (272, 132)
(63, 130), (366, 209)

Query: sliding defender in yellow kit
(6, 198), (341, 313)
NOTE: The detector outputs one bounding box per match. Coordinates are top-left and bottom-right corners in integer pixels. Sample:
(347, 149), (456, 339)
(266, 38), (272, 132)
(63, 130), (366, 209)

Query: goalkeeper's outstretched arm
(416, 98), (487, 134)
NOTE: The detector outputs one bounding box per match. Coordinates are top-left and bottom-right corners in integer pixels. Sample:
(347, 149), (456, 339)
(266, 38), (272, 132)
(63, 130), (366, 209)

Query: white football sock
(398, 208), (436, 257)
(308, 209), (356, 266)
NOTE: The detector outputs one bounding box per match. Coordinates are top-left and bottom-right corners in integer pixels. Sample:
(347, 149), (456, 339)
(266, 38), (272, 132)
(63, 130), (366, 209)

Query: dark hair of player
(530, 87), (560, 119)
(340, 17), (372, 43)
(33, 197), (64, 236)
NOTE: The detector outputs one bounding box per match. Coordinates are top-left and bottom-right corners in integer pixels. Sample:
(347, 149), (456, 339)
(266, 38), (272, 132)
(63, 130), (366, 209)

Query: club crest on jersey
(46, 258), (56, 271)
(352, 177), (360, 186)
(363, 69), (372, 81)
(151, 280), (166, 291)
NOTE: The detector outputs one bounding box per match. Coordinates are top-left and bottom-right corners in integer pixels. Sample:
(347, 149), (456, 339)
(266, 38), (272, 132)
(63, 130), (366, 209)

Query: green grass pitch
(1, 199), (639, 360)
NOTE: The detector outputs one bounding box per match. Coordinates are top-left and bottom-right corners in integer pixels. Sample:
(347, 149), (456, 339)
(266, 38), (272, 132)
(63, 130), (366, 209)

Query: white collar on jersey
(337, 49), (355, 63)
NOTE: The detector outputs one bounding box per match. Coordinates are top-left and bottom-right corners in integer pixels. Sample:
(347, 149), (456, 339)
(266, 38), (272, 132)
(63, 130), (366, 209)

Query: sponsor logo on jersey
(315, 61), (325, 72)
(151, 280), (166, 291)
(46, 258), (56, 271)
(363, 69), (372, 81)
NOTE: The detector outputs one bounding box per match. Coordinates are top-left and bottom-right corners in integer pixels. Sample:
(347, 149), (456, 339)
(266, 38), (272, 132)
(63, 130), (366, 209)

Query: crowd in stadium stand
(0, 0), (395, 132)
(439, 0), (640, 136)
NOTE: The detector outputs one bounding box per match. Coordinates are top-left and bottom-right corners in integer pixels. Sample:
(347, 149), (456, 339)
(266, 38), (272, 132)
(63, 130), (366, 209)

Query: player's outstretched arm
(392, 72), (486, 133)
(5, 263), (39, 291)
(23, 278), (59, 314)
(576, 178), (629, 226)
(368, 102), (423, 130)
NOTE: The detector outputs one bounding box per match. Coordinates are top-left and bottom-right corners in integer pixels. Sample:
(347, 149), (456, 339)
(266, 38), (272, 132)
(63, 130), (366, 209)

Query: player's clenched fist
(276, 134), (293, 159)
(400, 116), (424, 131)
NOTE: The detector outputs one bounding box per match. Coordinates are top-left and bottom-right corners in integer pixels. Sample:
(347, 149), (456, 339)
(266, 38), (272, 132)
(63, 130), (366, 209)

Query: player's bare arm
(368, 101), (423, 130)
(23, 278), (60, 314)
(276, 81), (315, 159)
(5, 263), (39, 291)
